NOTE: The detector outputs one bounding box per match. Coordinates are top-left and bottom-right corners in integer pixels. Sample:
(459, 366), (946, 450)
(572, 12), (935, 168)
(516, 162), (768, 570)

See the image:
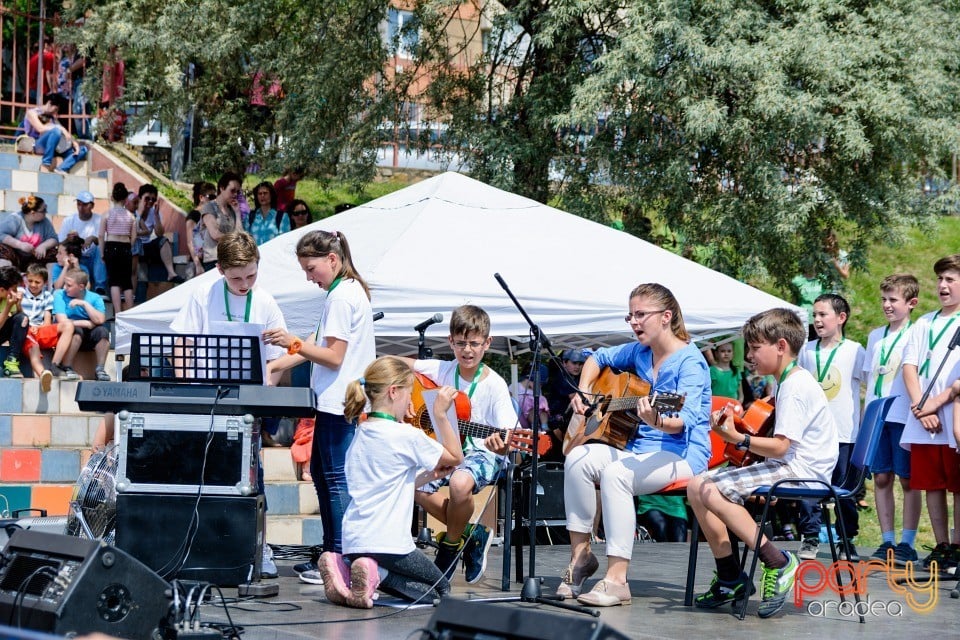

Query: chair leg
(684, 517), (700, 606)
(825, 500), (865, 624)
(739, 498), (775, 620)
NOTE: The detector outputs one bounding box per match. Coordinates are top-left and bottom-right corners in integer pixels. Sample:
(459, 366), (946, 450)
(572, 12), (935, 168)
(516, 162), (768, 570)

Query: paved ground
(193, 541), (956, 639)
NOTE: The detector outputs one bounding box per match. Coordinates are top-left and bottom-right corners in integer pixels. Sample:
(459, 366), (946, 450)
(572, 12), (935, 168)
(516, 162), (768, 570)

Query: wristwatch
(735, 434), (751, 451)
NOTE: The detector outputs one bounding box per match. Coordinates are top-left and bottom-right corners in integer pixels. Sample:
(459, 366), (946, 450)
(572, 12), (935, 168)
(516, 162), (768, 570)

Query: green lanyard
(874, 323), (909, 396)
(222, 281), (252, 322)
(920, 311), (957, 377)
(776, 360), (796, 401)
(815, 338), (843, 384)
(454, 363), (484, 399)
(367, 411), (397, 422)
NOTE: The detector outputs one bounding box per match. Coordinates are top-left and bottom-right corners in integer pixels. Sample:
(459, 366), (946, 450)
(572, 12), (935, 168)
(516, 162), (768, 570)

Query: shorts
(22, 324), (61, 354)
(909, 443), (960, 492)
(74, 324), (110, 351)
(873, 422), (910, 478)
(419, 448), (501, 495)
(704, 459), (801, 505)
(104, 241), (133, 289)
(141, 236), (167, 261)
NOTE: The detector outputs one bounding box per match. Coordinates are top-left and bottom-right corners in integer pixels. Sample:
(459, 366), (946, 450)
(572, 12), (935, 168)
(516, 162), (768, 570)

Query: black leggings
(638, 509), (687, 543)
(1, 312), (28, 358)
(347, 550), (450, 603)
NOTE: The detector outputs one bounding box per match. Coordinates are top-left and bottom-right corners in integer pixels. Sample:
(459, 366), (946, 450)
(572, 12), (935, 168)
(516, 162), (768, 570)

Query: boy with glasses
(401, 305), (519, 584)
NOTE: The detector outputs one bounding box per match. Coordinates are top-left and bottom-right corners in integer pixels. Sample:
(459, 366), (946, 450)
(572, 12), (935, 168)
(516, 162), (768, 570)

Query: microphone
(372, 311), (384, 322)
(414, 313), (443, 333)
(950, 325), (960, 350)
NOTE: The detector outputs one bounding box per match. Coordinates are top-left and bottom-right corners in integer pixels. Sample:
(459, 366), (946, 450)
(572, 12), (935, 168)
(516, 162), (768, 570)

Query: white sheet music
(419, 389), (460, 445)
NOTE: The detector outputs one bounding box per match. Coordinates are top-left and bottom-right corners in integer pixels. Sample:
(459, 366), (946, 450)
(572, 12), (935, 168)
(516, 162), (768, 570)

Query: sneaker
(892, 542), (918, 567)
(556, 552), (600, 598)
(39, 369), (53, 394)
(943, 544), (960, 576)
(294, 560), (319, 574)
(463, 524), (493, 584)
(347, 557), (380, 609)
(694, 572), (755, 609)
(260, 544), (278, 579)
(434, 535), (463, 581)
(757, 552), (799, 618)
(838, 539), (859, 562)
(95, 367), (111, 382)
(921, 542), (952, 572)
(797, 537), (819, 560)
(871, 541), (896, 562)
(3, 356), (22, 378)
(317, 552), (348, 604)
(299, 569), (325, 585)
(58, 365), (80, 381)
(576, 579), (631, 607)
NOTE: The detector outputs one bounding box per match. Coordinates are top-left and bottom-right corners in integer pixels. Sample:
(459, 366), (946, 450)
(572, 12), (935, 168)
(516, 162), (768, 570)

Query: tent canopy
(116, 172), (799, 357)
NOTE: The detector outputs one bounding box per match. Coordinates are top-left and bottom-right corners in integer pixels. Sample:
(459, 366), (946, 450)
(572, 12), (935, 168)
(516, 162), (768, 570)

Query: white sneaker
(261, 544), (278, 579)
(299, 569), (325, 585)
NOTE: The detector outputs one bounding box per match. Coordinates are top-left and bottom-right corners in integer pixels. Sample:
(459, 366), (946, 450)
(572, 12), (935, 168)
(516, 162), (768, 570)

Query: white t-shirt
(58, 213), (102, 257)
(342, 418), (444, 555)
(310, 279), (376, 414)
(863, 324), (912, 425)
(896, 311), (960, 449)
(798, 338), (865, 443)
(169, 277), (286, 380)
(413, 359), (517, 453)
(772, 367), (839, 483)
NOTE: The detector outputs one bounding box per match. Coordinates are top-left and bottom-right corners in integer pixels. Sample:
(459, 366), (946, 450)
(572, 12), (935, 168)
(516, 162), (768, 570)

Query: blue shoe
(463, 525), (492, 584)
(295, 560), (318, 574)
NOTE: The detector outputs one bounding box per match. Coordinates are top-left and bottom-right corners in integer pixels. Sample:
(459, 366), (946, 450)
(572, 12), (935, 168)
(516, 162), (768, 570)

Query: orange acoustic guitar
(562, 368), (685, 455)
(408, 373), (551, 456)
(718, 397), (776, 467)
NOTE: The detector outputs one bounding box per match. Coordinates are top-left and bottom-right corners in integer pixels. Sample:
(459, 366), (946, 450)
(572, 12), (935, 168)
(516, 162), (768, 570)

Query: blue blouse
(592, 341), (712, 473)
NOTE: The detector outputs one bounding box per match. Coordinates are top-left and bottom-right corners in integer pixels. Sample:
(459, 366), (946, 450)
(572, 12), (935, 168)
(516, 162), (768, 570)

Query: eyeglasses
(292, 209), (309, 215)
(452, 340), (486, 350)
(624, 309), (665, 323)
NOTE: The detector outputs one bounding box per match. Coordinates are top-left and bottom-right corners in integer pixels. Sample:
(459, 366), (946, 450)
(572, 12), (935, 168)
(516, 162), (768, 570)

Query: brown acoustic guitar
(408, 373), (551, 456)
(718, 397), (776, 467)
(562, 368), (685, 455)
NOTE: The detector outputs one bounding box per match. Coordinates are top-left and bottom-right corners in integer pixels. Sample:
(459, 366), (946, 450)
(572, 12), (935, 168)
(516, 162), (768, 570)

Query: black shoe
(695, 573), (755, 609)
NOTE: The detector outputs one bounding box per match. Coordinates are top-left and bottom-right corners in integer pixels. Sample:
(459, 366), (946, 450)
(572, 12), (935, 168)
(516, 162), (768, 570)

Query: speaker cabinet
(116, 493), (263, 586)
(0, 529), (170, 638)
(423, 598), (630, 639)
(519, 462), (566, 521)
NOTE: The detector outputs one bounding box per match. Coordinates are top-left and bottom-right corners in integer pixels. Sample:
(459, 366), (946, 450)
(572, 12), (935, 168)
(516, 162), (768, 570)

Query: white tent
(116, 172), (799, 357)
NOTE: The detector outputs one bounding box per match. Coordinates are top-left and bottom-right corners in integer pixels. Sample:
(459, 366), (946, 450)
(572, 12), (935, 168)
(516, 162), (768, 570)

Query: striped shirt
(104, 206), (135, 237)
(19, 286), (54, 326)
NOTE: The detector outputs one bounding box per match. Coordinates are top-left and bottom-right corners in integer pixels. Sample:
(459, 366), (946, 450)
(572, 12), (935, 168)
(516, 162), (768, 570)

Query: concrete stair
(0, 145), (111, 218)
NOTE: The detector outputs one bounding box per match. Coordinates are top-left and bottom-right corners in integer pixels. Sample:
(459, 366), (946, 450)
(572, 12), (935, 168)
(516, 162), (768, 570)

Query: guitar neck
(458, 420), (505, 441)
(605, 396), (646, 412)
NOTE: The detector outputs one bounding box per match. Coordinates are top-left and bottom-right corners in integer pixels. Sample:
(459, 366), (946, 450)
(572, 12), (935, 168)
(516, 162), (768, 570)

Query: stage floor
(199, 541), (954, 639)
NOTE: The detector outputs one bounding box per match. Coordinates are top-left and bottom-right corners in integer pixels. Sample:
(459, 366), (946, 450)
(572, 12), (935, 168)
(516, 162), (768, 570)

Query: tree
(413, 0), (960, 284)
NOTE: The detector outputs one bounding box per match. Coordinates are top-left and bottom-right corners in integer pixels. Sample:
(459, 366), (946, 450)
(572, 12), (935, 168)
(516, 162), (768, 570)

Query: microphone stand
(485, 273), (597, 616)
(914, 325), (960, 414)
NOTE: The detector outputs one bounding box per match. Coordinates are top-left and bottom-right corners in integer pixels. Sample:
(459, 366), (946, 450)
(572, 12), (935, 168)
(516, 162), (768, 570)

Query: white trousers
(564, 443), (693, 560)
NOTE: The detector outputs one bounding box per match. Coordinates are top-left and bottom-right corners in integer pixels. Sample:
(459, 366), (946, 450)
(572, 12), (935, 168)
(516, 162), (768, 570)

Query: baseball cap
(76, 191), (94, 204)
(562, 349), (587, 363)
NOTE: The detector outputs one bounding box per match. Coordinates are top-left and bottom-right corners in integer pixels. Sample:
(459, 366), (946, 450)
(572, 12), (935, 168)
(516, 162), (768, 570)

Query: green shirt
(710, 365), (740, 399)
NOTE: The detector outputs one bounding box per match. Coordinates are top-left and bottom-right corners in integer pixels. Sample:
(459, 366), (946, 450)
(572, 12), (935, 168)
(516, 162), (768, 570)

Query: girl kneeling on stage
(319, 356), (464, 608)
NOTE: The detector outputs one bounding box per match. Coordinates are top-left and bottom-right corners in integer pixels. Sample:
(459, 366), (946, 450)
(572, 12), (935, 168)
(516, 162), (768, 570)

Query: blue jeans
(81, 244), (108, 292)
(35, 128), (88, 171)
(798, 442), (858, 538)
(310, 411), (356, 553)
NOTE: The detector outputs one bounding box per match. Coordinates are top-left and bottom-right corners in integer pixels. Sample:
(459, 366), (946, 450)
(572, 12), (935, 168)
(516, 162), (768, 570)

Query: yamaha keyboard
(75, 381), (316, 417)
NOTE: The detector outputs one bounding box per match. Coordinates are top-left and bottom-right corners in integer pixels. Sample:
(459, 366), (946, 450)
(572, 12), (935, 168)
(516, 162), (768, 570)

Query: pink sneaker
(347, 557), (380, 609)
(317, 552), (350, 606)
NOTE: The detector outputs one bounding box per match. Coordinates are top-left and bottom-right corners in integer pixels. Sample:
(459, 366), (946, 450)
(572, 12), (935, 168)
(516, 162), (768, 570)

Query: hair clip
(359, 377), (366, 386)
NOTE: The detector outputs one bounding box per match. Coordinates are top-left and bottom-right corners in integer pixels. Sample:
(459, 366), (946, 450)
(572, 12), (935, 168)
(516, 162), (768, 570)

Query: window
(387, 8), (420, 58)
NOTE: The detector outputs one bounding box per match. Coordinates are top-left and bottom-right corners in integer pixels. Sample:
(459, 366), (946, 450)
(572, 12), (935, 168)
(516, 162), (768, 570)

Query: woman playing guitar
(557, 283), (712, 607)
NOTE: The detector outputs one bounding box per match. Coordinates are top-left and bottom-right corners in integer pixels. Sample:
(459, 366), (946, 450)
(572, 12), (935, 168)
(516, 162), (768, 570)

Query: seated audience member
(53, 269), (111, 381)
(186, 182), (216, 276)
(19, 263), (74, 392)
(636, 494), (688, 542)
(246, 181), (290, 245)
(58, 191), (107, 293)
(287, 199), (312, 230)
(0, 265), (28, 378)
(21, 92), (88, 172)
(51, 238), (89, 289)
(132, 184), (183, 285)
(0, 196), (58, 271)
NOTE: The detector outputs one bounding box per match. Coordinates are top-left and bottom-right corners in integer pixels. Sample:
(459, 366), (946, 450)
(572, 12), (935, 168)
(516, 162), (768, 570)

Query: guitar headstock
(507, 428), (552, 456)
(650, 392), (686, 416)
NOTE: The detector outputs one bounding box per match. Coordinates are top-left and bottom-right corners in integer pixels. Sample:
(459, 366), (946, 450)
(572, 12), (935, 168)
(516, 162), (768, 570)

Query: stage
(195, 541), (953, 639)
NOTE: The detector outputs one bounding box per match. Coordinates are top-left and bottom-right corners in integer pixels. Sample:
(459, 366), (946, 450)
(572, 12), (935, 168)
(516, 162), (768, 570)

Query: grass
(241, 172), (410, 220)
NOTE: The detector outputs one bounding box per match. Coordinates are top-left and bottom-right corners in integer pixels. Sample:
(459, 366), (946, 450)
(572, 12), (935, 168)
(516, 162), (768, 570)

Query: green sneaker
(694, 572), (755, 609)
(758, 551), (799, 618)
(2, 356), (22, 378)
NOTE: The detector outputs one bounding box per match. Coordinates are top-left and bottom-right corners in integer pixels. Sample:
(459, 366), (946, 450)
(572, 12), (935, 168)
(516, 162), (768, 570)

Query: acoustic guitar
(718, 398), (776, 467)
(408, 373), (551, 456)
(562, 368), (685, 455)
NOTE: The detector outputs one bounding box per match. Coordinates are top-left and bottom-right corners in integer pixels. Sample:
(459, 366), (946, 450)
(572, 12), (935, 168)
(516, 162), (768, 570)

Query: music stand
(490, 273), (596, 616)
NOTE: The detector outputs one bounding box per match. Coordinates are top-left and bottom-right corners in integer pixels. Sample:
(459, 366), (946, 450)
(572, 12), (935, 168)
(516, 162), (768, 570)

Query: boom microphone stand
(488, 273), (597, 616)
